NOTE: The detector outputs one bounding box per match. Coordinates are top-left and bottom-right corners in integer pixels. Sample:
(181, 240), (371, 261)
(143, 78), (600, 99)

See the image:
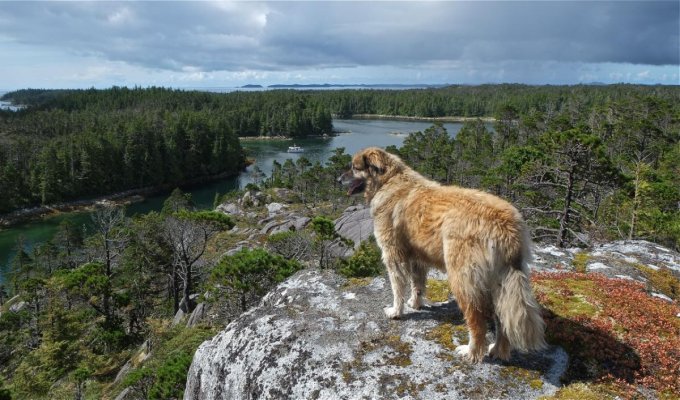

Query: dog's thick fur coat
(346, 147), (547, 363)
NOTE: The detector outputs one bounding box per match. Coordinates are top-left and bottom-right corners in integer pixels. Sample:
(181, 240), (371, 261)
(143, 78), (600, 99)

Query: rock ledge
(184, 270), (567, 400)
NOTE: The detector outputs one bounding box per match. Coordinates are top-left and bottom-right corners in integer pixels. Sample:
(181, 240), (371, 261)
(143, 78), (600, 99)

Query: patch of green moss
(540, 382), (620, 400)
(383, 335), (413, 367)
(634, 264), (680, 301)
(341, 334), (414, 384)
(341, 277), (374, 290)
(660, 389), (680, 400)
(499, 366), (543, 390)
(425, 322), (468, 352)
(426, 279), (450, 303)
(530, 379), (544, 390)
(572, 252), (590, 273)
(534, 279), (600, 319)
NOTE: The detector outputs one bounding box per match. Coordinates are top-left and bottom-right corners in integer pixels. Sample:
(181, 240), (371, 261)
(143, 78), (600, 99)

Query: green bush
(0, 378), (11, 400)
(209, 248), (303, 311)
(148, 352), (193, 399)
(122, 325), (217, 400)
(339, 240), (384, 278)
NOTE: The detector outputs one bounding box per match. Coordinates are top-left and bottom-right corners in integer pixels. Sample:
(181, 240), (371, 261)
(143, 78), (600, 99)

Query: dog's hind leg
(407, 262), (427, 310)
(489, 316), (511, 361)
(453, 298), (490, 363)
(447, 242), (491, 363)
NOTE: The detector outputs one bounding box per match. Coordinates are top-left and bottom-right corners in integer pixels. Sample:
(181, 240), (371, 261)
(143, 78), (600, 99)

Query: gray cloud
(0, 1), (677, 74)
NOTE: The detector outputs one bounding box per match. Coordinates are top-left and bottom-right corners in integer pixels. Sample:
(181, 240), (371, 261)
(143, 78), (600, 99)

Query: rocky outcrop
(265, 202), (287, 216)
(184, 270), (567, 400)
(187, 302), (207, 328)
(334, 204), (373, 248)
(241, 190), (269, 208)
(215, 202), (243, 216)
(114, 387), (132, 400)
(259, 212), (311, 235)
(531, 240), (680, 284)
(8, 300), (27, 313)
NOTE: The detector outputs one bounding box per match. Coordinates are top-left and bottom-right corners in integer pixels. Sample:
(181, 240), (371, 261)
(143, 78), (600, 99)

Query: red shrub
(533, 272), (680, 396)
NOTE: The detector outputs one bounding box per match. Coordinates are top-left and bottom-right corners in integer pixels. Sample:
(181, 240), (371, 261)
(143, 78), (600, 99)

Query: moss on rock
(634, 264), (680, 301)
(572, 252), (590, 273)
(540, 382), (620, 400)
(426, 278), (450, 303)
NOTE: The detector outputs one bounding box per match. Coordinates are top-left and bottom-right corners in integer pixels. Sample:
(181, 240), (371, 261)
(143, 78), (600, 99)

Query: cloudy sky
(0, 1), (677, 90)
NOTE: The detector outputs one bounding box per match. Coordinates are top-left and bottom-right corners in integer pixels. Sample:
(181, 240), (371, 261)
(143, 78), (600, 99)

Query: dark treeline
(1, 87), (334, 138)
(0, 87), (334, 214)
(314, 84), (680, 118)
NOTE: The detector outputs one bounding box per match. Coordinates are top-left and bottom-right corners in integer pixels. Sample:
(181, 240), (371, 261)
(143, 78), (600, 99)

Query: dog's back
(374, 168), (526, 273)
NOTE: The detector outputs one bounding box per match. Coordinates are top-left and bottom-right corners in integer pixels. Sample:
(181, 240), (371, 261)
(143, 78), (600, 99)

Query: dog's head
(338, 147), (397, 199)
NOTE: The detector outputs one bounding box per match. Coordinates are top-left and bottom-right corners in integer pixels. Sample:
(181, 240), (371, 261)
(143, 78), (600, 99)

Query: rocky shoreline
(347, 114), (496, 123)
(0, 170), (242, 228)
(0, 191), (147, 228)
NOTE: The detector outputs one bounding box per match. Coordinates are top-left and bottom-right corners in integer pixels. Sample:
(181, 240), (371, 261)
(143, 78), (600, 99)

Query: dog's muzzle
(338, 170), (366, 196)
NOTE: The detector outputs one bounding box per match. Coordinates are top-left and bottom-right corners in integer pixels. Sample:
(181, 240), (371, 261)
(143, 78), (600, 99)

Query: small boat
(287, 144), (304, 153)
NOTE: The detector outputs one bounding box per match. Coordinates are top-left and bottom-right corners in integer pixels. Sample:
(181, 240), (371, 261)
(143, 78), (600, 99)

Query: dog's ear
(363, 149), (387, 175)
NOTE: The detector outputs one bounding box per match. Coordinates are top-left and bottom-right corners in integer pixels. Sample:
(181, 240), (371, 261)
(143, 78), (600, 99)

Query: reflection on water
(0, 119), (471, 279)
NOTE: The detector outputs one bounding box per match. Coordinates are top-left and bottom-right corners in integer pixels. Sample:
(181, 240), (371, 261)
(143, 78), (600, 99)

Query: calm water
(0, 119), (472, 281)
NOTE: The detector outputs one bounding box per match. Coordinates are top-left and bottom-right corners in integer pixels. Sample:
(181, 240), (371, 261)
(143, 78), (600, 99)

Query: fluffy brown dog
(341, 147), (546, 363)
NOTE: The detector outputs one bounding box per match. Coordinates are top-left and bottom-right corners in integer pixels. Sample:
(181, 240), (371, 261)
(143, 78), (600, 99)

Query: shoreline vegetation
(238, 134), (333, 141)
(347, 114), (495, 123)
(238, 114), (495, 141)
(0, 170), (242, 228)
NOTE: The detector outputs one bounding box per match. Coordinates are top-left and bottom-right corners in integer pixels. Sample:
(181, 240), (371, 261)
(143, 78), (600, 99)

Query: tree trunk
(182, 265), (194, 313)
(558, 167), (575, 247)
(628, 162), (642, 240)
(172, 265), (179, 313)
(103, 238), (112, 326)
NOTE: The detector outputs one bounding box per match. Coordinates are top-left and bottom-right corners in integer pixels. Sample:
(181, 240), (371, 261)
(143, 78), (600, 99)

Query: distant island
(265, 83), (446, 89)
(241, 84), (264, 88)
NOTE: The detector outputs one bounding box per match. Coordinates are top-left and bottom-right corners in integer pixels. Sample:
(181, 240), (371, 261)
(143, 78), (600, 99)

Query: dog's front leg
(384, 263), (407, 319)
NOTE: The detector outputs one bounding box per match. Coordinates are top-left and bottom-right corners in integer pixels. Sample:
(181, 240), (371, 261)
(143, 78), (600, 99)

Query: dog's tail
(495, 231), (547, 352)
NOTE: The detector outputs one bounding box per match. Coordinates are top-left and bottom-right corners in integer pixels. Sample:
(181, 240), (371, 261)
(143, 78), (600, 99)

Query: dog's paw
(455, 344), (469, 356)
(455, 345), (484, 363)
(488, 343), (511, 361)
(383, 306), (402, 319)
(407, 296), (422, 310)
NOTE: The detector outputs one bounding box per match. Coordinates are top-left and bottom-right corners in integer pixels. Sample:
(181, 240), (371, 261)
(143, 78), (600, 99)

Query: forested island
(0, 84), (679, 399)
(0, 87), (336, 215)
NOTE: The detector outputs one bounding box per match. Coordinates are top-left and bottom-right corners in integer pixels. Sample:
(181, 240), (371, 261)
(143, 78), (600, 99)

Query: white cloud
(107, 7), (133, 26)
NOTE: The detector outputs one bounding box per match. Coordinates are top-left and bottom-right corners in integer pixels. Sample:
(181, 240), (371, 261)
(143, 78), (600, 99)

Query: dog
(340, 147), (546, 363)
